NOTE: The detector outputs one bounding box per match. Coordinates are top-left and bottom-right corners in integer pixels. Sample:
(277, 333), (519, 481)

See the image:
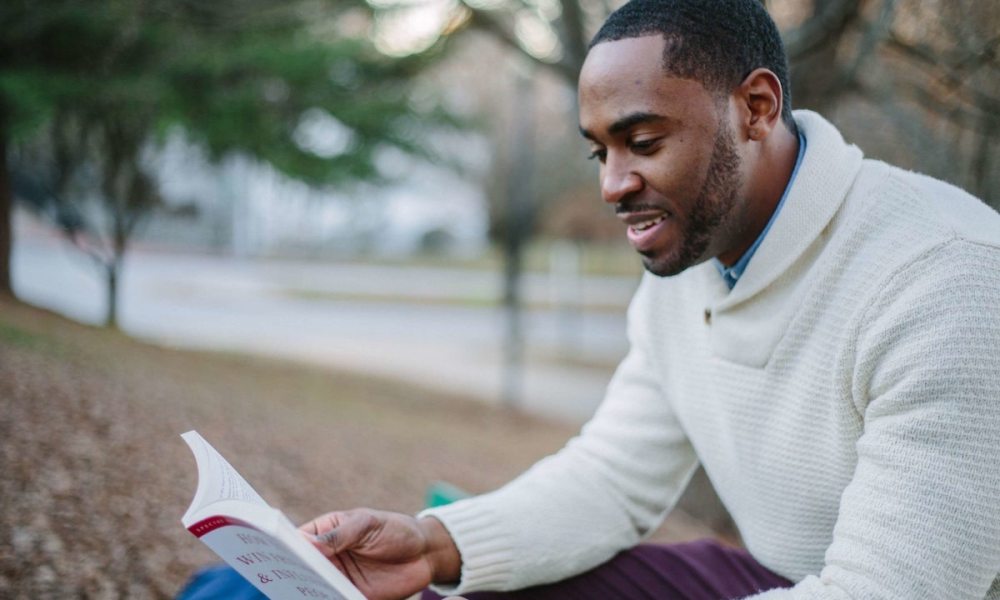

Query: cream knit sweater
(424, 112), (1000, 599)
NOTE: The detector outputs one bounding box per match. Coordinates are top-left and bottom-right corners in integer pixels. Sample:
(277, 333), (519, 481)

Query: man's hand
(300, 509), (461, 600)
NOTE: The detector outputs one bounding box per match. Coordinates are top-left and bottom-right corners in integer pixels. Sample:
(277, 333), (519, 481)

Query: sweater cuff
(418, 496), (518, 594)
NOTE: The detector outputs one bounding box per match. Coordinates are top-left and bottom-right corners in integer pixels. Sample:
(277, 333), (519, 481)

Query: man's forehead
(578, 38), (716, 137)
(579, 35), (667, 92)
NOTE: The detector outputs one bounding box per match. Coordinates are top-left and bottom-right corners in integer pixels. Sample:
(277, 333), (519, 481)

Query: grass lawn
(0, 297), (722, 599)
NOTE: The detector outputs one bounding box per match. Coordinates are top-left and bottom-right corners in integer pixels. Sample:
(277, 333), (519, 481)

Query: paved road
(11, 221), (639, 423)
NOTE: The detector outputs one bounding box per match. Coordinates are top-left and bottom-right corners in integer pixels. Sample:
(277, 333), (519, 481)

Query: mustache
(614, 201), (662, 215)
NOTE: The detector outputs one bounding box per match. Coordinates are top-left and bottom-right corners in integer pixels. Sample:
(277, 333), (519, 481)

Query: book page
(182, 431), (267, 522)
(197, 517), (361, 600)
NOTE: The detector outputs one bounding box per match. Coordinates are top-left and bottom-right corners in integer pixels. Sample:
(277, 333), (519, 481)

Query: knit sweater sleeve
(748, 239), (1000, 600)
(420, 278), (699, 595)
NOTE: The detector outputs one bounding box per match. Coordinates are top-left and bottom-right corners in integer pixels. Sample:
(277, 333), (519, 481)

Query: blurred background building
(147, 127), (490, 258)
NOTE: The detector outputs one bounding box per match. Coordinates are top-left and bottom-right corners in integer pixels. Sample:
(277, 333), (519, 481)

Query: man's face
(579, 35), (747, 276)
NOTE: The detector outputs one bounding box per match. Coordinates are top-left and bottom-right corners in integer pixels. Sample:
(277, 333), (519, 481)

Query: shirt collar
(714, 130), (807, 290)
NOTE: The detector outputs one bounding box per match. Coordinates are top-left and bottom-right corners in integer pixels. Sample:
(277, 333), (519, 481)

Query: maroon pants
(421, 539), (793, 600)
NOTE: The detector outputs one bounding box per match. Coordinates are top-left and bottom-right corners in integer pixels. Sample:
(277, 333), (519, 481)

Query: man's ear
(736, 68), (783, 142)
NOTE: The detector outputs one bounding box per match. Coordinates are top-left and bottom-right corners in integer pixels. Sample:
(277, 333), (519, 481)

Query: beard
(641, 117), (743, 277)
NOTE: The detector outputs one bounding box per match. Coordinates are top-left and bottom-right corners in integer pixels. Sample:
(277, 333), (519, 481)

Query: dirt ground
(0, 298), (724, 599)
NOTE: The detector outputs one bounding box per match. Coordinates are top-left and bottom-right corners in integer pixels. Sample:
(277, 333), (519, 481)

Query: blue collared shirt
(714, 131), (807, 289)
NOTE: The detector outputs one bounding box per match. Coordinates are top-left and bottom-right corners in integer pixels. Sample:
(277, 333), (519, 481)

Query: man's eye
(587, 148), (607, 162)
(630, 138), (658, 153)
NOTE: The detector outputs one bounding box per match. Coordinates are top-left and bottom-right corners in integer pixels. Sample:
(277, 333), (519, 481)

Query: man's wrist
(418, 516), (462, 585)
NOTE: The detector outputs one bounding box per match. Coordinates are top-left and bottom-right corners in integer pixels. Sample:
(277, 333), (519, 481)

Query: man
(302, 0), (1000, 598)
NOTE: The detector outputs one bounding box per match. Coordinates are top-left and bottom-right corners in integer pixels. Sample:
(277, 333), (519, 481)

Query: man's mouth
(630, 214), (666, 232)
(621, 210), (671, 252)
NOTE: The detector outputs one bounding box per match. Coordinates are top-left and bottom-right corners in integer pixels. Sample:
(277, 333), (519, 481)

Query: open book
(181, 431), (367, 600)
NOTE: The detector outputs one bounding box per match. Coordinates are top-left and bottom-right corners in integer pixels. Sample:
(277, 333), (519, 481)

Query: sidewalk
(12, 217), (639, 424)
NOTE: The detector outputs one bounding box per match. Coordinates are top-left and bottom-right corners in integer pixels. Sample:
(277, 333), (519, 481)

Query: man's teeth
(632, 215), (666, 231)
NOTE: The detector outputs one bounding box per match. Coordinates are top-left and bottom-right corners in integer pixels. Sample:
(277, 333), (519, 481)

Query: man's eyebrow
(579, 112), (671, 140)
(609, 112), (669, 135)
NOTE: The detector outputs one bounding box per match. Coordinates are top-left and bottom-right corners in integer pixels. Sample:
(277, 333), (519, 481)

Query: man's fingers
(299, 512), (343, 536)
(304, 510), (381, 556)
(315, 527), (338, 546)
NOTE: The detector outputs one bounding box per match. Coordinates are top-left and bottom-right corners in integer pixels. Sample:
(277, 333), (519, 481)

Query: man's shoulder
(839, 160), (1000, 312)
(851, 159), (1000, 249)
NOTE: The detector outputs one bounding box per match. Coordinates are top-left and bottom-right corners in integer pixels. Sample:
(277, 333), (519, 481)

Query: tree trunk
(104, 259), (120, 329)
(500, 65), (536, 411)
(0, 133), (12, 297)
(501, 234), (524, 410)
(105, 213), (131, 329)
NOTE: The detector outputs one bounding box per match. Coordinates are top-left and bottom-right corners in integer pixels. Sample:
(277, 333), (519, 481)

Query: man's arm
(419, 275), (699, 594)
(746, 240), (1000, 599)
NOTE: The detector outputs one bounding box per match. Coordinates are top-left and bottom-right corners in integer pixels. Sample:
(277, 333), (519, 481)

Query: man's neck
(716, 124), (801, 267)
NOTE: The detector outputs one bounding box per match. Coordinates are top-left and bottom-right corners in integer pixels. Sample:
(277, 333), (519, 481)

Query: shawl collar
(716, 111), (863, 310)
(699, 111), (865, 367)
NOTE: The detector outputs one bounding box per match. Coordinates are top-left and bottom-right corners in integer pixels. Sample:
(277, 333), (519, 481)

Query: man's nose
(600, 155), (642, 204)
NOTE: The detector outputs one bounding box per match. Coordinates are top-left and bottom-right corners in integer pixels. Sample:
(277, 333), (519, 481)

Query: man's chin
(639, 253), (687, 278)
(639, 246), (711, 278)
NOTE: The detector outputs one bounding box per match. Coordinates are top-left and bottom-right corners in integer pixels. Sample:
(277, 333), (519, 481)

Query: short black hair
(590, 0), (797, 132)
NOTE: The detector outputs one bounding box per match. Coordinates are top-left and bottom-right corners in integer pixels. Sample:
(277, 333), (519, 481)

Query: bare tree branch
(554, 0), (588, 77)
(885, 33), (1000, 82)
(783, 0), (862, 60)
(842, 0), (898, 86)
(856, 75), (1000, 130)
(883, 35), (1000, 117)
(457, 0), (580, 84)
